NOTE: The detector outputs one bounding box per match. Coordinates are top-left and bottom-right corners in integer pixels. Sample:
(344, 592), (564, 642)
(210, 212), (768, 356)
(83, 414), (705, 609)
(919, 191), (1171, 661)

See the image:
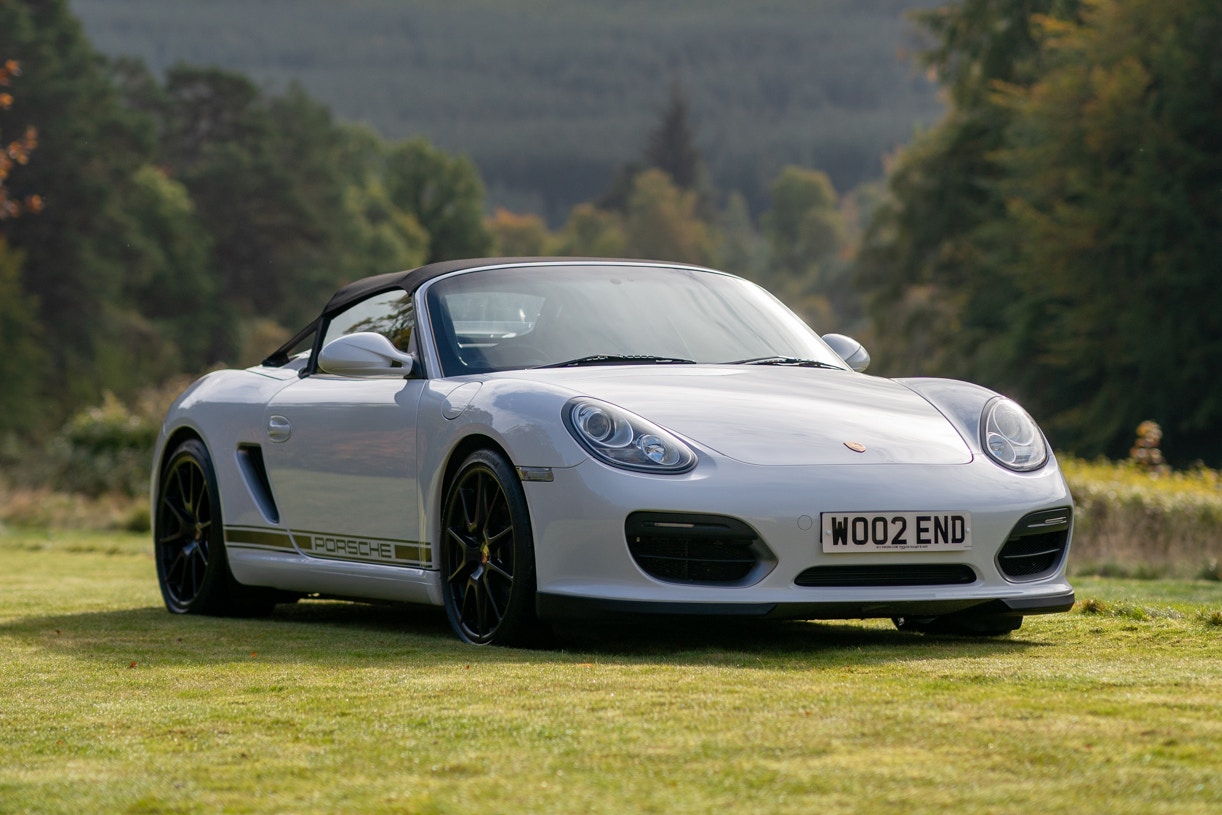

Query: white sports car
(153, 258), (1075, 645)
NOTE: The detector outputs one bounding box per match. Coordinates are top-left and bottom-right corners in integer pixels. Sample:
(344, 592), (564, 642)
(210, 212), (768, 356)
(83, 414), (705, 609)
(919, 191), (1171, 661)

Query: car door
(260, 289), (432, 571)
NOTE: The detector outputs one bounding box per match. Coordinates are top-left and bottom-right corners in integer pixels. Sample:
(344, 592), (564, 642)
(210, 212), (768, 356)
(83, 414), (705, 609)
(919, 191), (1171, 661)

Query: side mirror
(822, 333), (871, 372)
(317, 332), (417, 377)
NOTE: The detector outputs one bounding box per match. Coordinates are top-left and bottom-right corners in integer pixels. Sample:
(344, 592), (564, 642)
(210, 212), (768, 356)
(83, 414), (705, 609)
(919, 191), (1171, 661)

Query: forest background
(1, 0), (1220, 505)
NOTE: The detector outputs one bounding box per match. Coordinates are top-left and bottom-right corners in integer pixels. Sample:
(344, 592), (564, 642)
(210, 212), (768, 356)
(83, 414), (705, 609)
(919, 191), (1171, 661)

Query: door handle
(267, 415), (292, 442)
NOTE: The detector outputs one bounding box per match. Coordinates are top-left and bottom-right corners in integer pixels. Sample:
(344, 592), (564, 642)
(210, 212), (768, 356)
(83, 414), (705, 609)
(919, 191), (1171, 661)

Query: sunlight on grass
(1, 530), (1220, 814)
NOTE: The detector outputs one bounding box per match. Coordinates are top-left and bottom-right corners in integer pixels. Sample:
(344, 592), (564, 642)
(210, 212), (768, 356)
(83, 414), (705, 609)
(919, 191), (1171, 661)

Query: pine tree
(644, 82), (702, 192)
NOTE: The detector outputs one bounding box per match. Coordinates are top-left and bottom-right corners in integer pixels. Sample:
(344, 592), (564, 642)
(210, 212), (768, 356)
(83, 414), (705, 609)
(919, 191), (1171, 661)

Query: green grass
(1, 529), (1221, 815)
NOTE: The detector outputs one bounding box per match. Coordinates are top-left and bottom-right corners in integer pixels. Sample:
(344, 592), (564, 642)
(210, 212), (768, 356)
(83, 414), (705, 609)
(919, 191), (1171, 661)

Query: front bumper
(522, 454), (1075, 622)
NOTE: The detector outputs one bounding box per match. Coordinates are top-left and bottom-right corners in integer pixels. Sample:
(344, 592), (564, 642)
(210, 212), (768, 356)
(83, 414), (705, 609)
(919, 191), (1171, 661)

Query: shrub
(1062, 457), (1222, 579)
(45, 392), (159, 498)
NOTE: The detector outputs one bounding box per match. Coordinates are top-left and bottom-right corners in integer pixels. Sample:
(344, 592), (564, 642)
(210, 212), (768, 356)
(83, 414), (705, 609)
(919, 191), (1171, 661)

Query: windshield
(423, 263), (846, 376)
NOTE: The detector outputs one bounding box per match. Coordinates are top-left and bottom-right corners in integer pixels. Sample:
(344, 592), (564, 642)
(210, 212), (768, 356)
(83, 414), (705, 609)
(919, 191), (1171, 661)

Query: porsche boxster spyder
(153, 258), (1074, 644)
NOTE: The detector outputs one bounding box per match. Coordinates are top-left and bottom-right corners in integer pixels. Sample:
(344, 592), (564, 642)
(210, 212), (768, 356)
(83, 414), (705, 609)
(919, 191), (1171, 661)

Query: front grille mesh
(997, 508), (1072, 581)
(626, 512), (762, 585)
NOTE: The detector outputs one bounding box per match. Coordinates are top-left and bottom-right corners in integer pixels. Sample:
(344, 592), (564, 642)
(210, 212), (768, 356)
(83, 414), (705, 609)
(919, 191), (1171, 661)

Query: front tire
(440, 450), (540, 645)
(155, 439), (275, 617)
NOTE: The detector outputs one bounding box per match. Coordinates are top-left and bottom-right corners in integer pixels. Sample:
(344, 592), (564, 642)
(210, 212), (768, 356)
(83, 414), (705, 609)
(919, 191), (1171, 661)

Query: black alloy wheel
(155, 439), (273, 616)
(441, 450), (539, 645)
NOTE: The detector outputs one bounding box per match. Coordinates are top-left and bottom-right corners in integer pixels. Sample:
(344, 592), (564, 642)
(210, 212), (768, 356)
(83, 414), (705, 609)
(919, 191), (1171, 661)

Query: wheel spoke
(167, 548), (188, 590)
(456, 483), (474, 532)
(478, 585), (502, 629)
(485, 558), (513, 582)
(172, 465), (192, 514)
(478, 474), (495, 528)
(190, 469), (207, 521)
(445, 515), (483, 581)
(161, 494), (189, 531)
(485, 518), (513, 547)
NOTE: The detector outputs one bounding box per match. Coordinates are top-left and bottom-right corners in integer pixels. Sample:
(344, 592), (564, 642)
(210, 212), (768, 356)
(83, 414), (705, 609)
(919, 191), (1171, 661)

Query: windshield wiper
(727, 355), (841, 369)
(535, 354), (697, 369)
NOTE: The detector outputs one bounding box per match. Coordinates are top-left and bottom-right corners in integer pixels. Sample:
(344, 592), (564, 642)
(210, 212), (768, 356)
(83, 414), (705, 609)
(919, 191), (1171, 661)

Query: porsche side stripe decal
(296, 530), (432, 568)
(225, 526), (296, 551)
(224, 526), (432, 569)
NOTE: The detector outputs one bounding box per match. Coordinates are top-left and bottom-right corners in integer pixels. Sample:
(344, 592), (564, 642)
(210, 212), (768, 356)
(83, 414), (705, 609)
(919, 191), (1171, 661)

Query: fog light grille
(625, 512), (763, 585)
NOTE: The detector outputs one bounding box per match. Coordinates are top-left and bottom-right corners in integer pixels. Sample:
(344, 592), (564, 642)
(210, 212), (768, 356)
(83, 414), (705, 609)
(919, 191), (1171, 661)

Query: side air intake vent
(236, 444), (280, 524)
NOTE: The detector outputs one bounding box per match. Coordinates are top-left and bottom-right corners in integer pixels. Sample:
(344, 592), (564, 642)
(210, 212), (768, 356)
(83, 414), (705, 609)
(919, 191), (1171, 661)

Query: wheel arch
(426, 432), (525, 569)
(152, 426), (206, 506)
(438, 433), (514, 512)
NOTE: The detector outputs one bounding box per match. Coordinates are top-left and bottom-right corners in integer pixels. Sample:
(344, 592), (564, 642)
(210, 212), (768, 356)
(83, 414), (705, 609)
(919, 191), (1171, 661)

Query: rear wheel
(893, 614), (1021, 637)
(155, 439), (276, 617)
(440, 450), (540, 645)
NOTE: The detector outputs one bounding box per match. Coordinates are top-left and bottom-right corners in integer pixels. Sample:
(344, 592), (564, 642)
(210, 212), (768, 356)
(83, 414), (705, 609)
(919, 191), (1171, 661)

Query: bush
(45, 392), (159, 498)
(41, 378), (191, 500)
(1062, 457), (1222, 579)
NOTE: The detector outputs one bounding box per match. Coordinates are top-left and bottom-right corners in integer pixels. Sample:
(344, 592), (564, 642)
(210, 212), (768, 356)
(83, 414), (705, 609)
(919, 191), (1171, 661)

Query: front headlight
(564, 399), (696, 473)
(981, 397), (1047, 471)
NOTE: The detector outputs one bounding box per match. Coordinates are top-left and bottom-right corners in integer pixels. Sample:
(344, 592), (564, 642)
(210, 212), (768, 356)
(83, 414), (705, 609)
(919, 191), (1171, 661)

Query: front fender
(895, 377), (1002, 459)
(415, 376), (591, 550)
(151, 367), (300, 528)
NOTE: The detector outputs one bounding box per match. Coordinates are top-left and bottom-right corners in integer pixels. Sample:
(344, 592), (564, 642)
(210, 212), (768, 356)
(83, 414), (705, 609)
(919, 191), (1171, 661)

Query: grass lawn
(1, 529), (1219, 814)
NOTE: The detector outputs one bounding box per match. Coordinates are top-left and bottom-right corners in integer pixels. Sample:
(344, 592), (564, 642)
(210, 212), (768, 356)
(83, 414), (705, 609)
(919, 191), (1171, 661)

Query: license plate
(821, 512), (972, 552)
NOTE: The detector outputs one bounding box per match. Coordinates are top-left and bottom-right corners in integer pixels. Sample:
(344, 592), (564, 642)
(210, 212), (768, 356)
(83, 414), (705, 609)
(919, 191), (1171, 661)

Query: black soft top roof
(320, 256), (632, 317)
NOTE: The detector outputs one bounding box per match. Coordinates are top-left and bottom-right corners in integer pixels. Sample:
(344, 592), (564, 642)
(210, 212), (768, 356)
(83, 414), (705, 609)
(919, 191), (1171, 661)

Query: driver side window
(321, 290), (416, 353)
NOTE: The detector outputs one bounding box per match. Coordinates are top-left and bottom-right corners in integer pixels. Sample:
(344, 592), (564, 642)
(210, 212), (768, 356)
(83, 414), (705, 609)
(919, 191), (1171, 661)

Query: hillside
(69, 0), (943, 220)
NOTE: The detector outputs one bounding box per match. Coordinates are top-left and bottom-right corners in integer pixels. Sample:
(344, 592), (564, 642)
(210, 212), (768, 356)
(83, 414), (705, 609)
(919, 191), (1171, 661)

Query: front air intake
(997, 507), (1072, 581)
(794, 564), (977, 587)
(625, 512), (768, 585)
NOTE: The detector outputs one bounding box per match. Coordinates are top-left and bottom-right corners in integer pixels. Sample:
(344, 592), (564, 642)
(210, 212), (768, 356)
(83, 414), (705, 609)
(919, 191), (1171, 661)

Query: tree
(0, 240), (45, 433)
(598, 82), (714, 217)
(995, 0), (1222, 462)
(385, 138), (492, 263)
(117, 165), (216, 372)
(623, 169), (714, 265)
(856, 0), (1222, 464)
(854, 1), (1081, 383)
(152, 68), (361, 336)
(0, 59), (41, 221)
(0, 56), (44, 433)
(644, 82), (703, 193)
(553, 203), (627, 258)
(715, 192), (763, 280)
(0, 0), (160, 412)
(760, 166), (854, 332)
(487, 208), (550, 257)
(342, 179), (429, 280)
(762, 166), (845, 278)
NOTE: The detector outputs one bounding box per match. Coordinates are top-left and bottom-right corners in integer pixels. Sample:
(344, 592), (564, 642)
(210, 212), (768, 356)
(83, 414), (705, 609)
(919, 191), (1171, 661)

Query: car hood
(498, 366), (973, 466)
